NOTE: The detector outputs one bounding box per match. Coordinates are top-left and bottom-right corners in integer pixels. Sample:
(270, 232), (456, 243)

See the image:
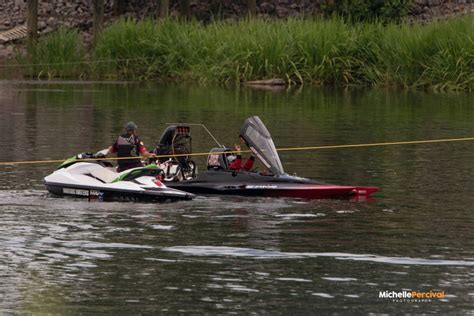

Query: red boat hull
(260, 185), (378, 200)
(168, 171), (378, 200)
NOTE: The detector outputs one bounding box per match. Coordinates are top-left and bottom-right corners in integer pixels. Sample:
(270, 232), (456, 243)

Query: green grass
(17, 16), (474, 91)
(17, 27), (86, 79)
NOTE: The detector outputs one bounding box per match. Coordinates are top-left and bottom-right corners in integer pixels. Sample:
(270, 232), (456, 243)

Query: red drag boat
(158, 116), (378, 200)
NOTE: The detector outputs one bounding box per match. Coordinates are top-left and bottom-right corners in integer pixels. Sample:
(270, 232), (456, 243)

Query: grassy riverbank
(17, 28), (85, 79)
(16, 16), (474, 91)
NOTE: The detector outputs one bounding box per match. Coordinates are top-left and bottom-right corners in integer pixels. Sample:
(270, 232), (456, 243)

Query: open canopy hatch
(240, 116), (285, 176)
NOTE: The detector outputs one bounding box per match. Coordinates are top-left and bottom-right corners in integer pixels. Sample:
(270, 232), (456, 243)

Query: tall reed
(18, 27), (86, 79)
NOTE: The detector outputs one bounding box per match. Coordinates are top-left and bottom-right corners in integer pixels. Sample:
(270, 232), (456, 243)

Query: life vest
(116, 134), (142, 171)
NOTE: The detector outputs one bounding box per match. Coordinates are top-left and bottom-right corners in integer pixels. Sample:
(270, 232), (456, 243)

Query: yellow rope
(276, 137), (474, 152)
(1, 136), (473, 166)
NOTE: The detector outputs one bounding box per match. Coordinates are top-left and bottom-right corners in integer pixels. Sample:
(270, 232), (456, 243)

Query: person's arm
(229, 144), (243, 170)
(243, 156), (255, 171)
(138, 140), (156, 158)
(108, 142), (117, 155)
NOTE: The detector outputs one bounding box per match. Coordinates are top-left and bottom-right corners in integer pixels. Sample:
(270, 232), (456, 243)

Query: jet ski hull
(44, 162), (194, 202)
(45, 182), (194, 202)
(167, 170), (377, 200)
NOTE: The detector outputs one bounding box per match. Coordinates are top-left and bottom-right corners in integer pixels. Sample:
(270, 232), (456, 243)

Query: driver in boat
(228, 137), (255, 171)
(107, 122), (156, 172)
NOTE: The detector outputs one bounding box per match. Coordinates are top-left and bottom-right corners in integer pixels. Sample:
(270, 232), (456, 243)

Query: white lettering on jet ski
(63, 188), (76, 195)
(63, 188), (90, 196)
(246, 185), (277, 189)
(76, 189), (89, 196)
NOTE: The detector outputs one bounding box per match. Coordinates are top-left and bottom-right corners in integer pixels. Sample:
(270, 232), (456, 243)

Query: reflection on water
(0, 82), (473, 314)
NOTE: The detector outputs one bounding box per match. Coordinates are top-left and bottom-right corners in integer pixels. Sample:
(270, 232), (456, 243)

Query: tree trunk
(179, 0), (191, 20)
(93, 0), (104, 46)
(247, 0), (256, 17)
(26, 0), (38, 54)
(157, 0), (169, 19)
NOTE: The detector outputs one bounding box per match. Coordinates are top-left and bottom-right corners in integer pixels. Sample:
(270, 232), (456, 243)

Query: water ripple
(312, 293), (334, 298)
(276, 278), (312, 282)
(36, 237), (153, 249)
(322, 277), (357, 282)
(274, 213), (325, 219)
(162, 246), (474, 266)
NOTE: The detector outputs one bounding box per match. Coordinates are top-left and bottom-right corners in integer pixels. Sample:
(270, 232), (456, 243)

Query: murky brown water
(0, 81), (473, 314)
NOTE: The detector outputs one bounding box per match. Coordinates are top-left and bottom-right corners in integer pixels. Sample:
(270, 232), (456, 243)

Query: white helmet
(227, 155), (237, 163)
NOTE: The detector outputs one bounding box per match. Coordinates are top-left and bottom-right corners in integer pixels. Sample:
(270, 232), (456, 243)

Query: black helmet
(125, 122), (138, 130)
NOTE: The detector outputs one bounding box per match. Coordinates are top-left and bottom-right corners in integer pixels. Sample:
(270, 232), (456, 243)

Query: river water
(0, 81), (473, 314)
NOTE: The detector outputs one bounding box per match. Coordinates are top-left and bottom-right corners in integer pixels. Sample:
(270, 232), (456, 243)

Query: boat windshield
(240, 116), (285, 175)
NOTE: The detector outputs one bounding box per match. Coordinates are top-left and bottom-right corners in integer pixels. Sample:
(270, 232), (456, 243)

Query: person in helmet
(228, 141), (255, 171)
(107, 122), (155, 172)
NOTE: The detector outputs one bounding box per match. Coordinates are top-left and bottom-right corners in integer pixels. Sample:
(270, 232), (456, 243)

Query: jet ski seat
(89, 167), (119, 183)
(82, 164), (161, 183)
(65, 162), (118, 183)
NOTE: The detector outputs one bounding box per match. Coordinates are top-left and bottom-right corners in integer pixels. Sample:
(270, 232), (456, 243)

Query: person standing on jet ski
(107, 122), (155, 172)
(228, 138), (255, 171)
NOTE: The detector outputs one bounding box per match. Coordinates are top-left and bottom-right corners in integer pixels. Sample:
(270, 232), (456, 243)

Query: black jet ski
(161, 117), (378, 200)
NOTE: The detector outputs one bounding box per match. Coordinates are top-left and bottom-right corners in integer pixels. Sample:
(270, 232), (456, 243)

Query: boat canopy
(240, 116), (285, 176)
